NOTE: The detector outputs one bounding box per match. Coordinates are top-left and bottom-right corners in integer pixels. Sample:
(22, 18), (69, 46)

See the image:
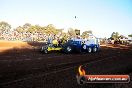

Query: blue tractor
(62, 38), (100, 53)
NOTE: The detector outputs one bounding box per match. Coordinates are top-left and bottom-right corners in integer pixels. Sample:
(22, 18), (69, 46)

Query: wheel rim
(41, 47), (44, 51)
(88, 47), (92, 53)
(44, 49), (48, 53)
(67, 46), (72, 52)
(94, 47), (97, 52)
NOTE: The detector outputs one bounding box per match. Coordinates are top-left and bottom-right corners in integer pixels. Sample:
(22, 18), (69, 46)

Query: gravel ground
(0, 41), (132, 88)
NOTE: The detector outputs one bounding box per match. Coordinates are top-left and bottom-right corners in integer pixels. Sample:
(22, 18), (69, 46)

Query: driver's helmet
(52, 39), (58, 45)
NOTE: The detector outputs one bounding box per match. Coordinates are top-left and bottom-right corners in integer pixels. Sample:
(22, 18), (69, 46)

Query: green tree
(87, 30), (92, 34)
(81, 30), (92, 39)
(68, 28), (76, 38)
(25, 24), (45, 33)
(41, 26), (47, 34)
(15, 26), (24, 33)
(111, 32), (119, 40)
(61, 32), (68, 44)
(23, 23), (31, 30)
(28, 26), (36, 33)
(45, 24), (55, 34)
(34, 25), (42, 32)
(0, 21), (11, 33)
(16, 23), (32, 33)
(128, 34), (132, 40)
(44, 24), (61, 35)
(75, 29), (80, 35)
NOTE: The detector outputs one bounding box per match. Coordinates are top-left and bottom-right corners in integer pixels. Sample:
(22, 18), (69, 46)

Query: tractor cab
(61, 39), (87, 53)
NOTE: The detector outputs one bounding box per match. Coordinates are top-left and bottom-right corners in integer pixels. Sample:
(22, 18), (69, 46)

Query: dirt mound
(0, 40), (32, 52)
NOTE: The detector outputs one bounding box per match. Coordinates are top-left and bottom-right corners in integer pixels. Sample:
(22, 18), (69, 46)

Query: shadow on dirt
(27, 41), (46, 47)
(0, 41), (46, 55)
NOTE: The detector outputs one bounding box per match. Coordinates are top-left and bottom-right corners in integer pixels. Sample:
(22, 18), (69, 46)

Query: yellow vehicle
(41, 39), (62, 53)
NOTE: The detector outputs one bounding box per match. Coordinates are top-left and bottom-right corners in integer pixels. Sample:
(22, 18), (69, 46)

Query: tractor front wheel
(92, 47), (97, 53)
(41, 46), (48, 54)
(87, 47), (92, 53)
(44, 49), (48, 54)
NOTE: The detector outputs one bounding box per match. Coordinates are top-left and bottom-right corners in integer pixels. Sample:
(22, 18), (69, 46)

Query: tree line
(0, 21), (94, 39)
(0, 21), (132, 40)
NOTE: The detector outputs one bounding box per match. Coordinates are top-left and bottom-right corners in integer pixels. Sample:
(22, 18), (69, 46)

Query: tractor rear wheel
(64, 45), (73, 53)
(92, 47), (97, 53)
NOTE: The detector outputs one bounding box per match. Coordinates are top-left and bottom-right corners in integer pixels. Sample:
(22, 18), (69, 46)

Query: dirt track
(0, 41), (132, 88)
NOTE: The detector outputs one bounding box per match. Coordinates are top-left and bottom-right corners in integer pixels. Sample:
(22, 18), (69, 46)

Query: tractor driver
(47, 34), (53, 46)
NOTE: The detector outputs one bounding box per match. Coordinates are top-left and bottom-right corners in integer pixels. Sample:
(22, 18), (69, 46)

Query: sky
(0, 0), (132, 38)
